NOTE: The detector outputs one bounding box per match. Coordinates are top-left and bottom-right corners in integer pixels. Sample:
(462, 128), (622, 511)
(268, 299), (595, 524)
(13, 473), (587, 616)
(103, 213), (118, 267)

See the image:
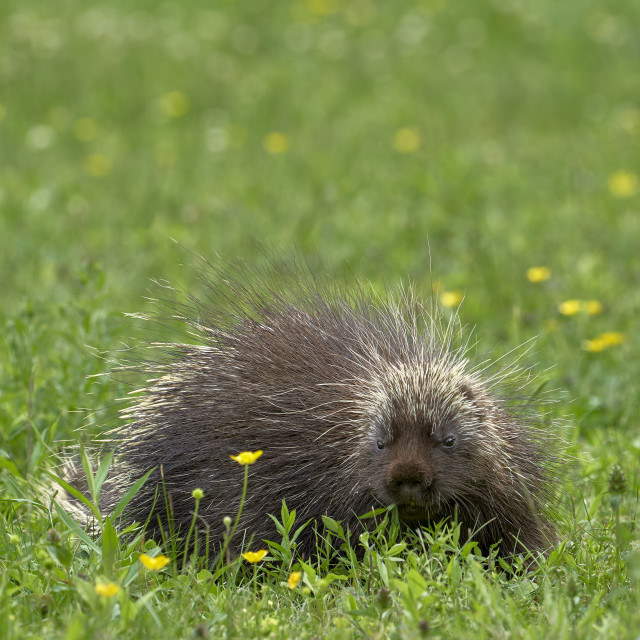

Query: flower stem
(182, 496), (201, 567)
(218, 463), (249, 569)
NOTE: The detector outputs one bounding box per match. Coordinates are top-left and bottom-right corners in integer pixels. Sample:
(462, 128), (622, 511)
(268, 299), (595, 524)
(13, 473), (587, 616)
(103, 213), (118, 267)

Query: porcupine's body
(65, 264), (561, 558)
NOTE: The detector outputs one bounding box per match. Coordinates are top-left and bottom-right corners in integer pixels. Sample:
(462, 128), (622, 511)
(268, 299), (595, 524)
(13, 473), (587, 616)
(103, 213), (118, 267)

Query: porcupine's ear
(457, 380), (487, 420)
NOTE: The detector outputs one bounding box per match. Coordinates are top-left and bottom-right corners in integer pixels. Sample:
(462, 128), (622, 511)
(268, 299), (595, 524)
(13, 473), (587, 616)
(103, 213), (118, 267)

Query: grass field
(1, 0), (640, 637)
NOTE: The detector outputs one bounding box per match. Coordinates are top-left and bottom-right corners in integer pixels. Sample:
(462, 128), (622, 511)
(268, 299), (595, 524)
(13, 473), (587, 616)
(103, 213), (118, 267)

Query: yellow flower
(440, 291), (463, 308)
(582, 332), (624, 352)
(230, 450), (263, 465)
(84, 153), (112, 177)
(73, 117), (98, 141)
(161, 91), (190, 118)
(584, 300), (603, 315)
(139, 553), (170, 570)
(582, 337), (606, 352)
(608, 171), (638, 198)
(526, 266), (551, 283)
(599, 332), (624, 346)
(192, 488), (204, 500)
(288, 571), (302, 589)
(241, 549), (268, 563)
(94, 581), (120, 597)
(558, 299), (603, 316)
(558, 299), (582, 316)
(307, 0), (338, 15)
(393, 128), (421, 153)
(263, 132), (289, 154)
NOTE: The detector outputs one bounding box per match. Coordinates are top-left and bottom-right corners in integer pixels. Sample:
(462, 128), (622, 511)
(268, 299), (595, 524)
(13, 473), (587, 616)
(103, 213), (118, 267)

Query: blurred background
(0, 0), (638, 466)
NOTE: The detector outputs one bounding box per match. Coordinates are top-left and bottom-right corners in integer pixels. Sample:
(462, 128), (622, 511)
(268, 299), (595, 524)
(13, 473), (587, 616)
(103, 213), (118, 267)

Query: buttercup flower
(263, 132), (289, 154)
(558, 299), (582, 316)
(139, 553), (170, 570)
(584, 300), (603, 315)
(582, 332), (624, 352)
(230, 450), (263, 465)
(558, 299), (603, 316)
(241, 549), (268, 563)
(192, 488), (204, 500)
(582, 337), (606, 352)
(526, 266), (551, 283)
(288, 571), (302, 589)
(161, 91), (189, 118)
(440, 291), (463, 308)
(95, 581), (120, 597)
(608, 171), (638, 198)
(307, 0), (339, 15)
(393, 127), (421, 153)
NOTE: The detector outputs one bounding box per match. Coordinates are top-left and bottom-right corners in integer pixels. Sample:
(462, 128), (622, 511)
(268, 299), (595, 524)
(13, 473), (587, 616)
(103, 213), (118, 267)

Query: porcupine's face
(363, 366), (489, 525)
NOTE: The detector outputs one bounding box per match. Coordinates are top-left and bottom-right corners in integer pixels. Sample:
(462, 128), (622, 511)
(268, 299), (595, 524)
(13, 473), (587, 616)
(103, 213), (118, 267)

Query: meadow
(1, 0), (639, 637)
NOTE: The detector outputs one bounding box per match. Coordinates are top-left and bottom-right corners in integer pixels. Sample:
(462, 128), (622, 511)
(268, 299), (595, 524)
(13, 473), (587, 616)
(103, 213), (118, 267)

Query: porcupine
(61, 260), (562, 559)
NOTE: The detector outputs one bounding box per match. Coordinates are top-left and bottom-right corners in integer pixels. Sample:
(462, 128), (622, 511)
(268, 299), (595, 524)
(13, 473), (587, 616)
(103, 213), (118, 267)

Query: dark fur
(65, 263), (562, 558)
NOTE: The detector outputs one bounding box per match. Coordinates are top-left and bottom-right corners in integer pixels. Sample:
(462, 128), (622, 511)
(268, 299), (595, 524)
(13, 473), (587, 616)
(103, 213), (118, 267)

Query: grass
(1, 0), (639, 637)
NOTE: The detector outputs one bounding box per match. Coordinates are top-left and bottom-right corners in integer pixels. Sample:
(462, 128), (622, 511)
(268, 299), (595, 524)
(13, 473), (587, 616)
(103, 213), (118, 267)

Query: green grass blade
(46, 470), (102, 524)
(94, 449), (115, 499)
(53, 503), (100, 554)
(79, 445), (97, 505)
(111, 467), (155, 520)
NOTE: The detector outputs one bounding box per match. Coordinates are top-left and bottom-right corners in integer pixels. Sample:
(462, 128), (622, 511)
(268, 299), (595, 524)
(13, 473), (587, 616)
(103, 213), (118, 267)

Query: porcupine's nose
(387, 461), (432, 503)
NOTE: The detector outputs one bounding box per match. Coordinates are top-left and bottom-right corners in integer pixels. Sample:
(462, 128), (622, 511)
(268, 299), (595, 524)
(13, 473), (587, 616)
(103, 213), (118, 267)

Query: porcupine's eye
(376, 440), (386, 451)
(442, 436), (456, 449)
